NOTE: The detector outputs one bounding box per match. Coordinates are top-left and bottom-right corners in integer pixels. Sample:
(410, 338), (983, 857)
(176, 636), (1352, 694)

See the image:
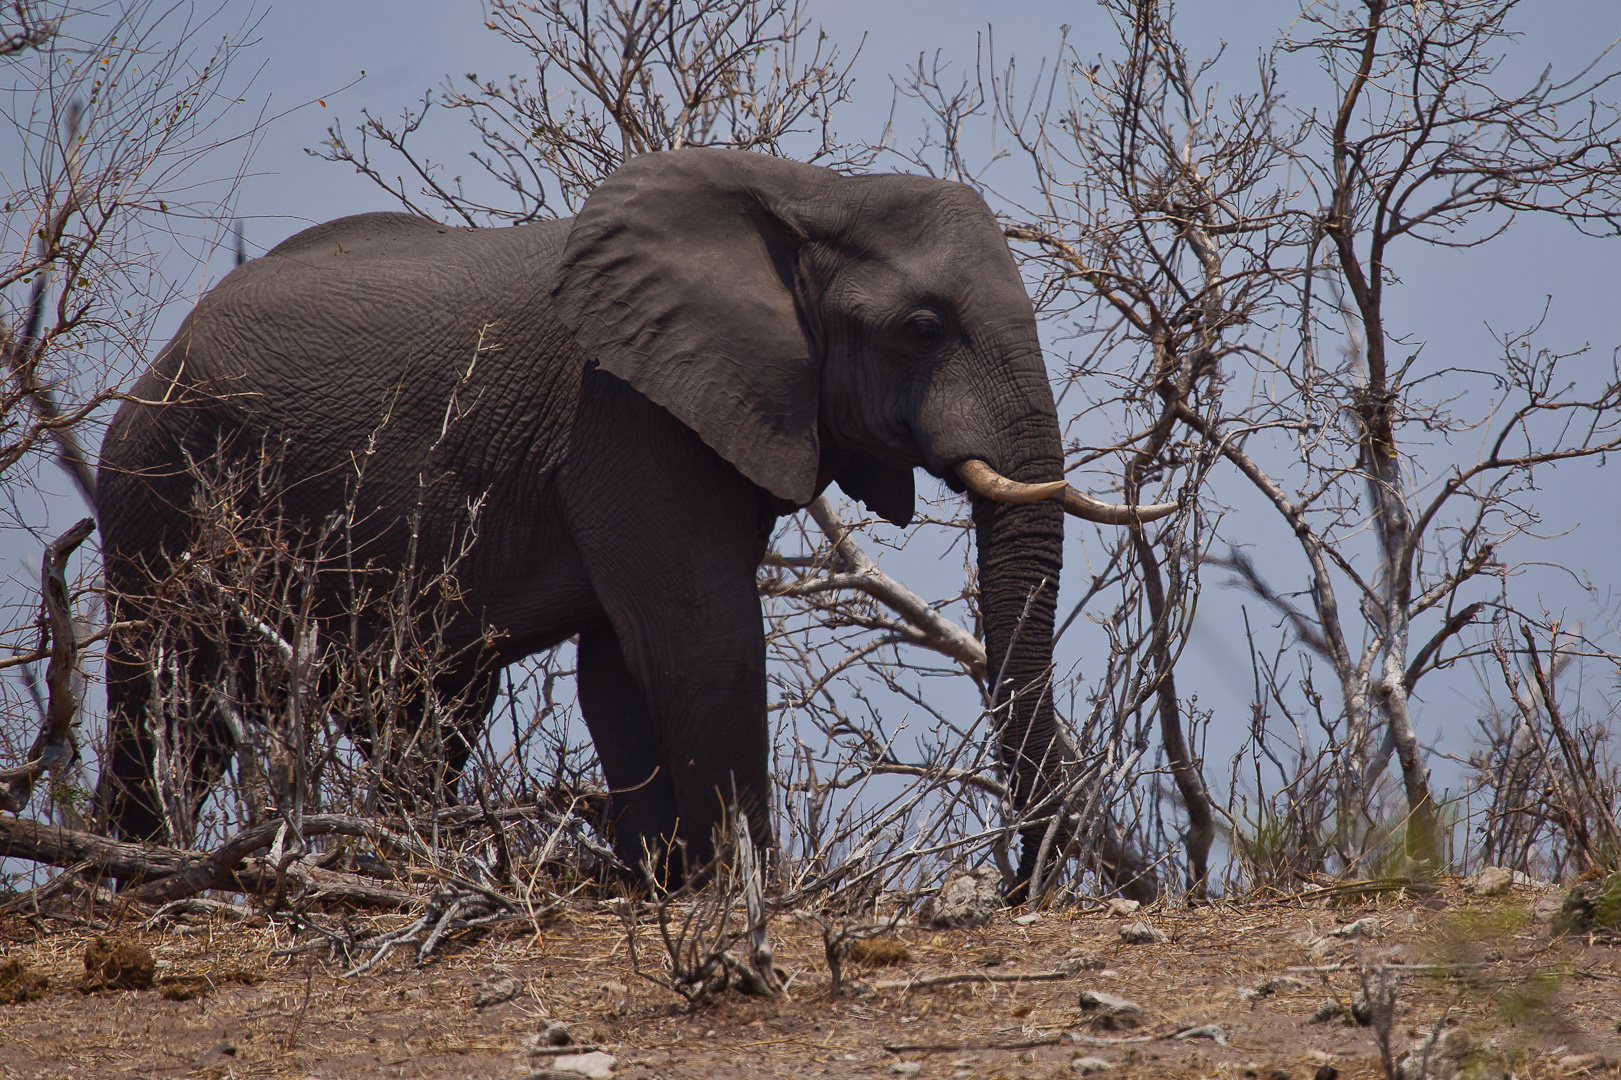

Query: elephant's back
(99, 213), (586, 579)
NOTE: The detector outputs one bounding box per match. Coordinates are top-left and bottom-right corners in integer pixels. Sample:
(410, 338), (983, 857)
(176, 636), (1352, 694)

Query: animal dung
(847, 937), (911, 967)
(81, 937), (155, 992)
(0, 958), (49, 1004)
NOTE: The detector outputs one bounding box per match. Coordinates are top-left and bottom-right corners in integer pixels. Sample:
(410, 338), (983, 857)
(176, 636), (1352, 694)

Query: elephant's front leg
(562, 368), (775, 873)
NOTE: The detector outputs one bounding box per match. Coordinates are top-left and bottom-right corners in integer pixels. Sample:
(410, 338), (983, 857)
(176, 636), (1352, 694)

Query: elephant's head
(552, 148), (1172, 887)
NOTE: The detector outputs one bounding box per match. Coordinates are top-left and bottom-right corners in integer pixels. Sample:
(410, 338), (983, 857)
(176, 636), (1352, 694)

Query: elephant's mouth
(953, 458), (1180, 525)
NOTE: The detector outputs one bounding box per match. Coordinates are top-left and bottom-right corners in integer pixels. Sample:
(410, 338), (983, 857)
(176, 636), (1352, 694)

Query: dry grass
(0, 880), (1616, 1079)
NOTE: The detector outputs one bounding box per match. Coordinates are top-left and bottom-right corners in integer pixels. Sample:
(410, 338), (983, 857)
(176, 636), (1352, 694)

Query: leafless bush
(621, 808), (781, 1006)
(1469, 621), (1621, 878)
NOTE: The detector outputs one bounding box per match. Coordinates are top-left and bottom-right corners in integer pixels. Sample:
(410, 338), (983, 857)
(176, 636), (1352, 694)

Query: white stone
(1071, 1056), (1111, 1073)
(1118, 921), (1167, 944)
(1012, 913), (1041, 926)
(548, 1051), (617, 1079)
(891, 1063), (923, 1075)
(1328, 917), (1381, 938)
(1470, 866), (1514, 897)
(927, 866), (1002, 929)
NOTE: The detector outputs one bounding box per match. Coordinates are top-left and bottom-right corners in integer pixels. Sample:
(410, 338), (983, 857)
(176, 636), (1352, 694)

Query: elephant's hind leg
(577, 625), (681, 875)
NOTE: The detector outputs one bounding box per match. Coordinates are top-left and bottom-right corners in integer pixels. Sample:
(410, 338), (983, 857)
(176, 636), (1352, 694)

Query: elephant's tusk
(1060, 484), (1180, 525)
(955, 459), (1181, 524)
(955, 459), (1067, 504)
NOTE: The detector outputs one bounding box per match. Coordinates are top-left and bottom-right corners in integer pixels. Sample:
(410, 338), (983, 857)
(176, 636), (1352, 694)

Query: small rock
(891, 1063), (922, 1076)
(81, 937), (154, 992)
(1552, 872), (1621, 936)
(1245, 975), (1308, 1002)
(1071, 1056), (1111, 1073)
(1056, 951), (1108, 976)
(1079, 989), (1143, 1030)
(1118, 921), (1167, 944)
(1436, 1027), (1472, 1059)
(848, 938), (912, 967)
(1012, 913), (1041, 926)
(195, 1042), (236, 1067)
(1172, 1024), (1228, 1045)
(1557, 1054), (1607, 1073)
(927, 866), (1002, 929)
(531, 1020), (574, 1047)
(1328, 917), (1381, 939)
(1469, 866), (1514, 897)
(539, 1051), (617, 1079)
(1349, 990), (1375, 1026)
(1393, 1052), (1430, 1080)
(473, 972), (523, 1008)
(1308, 1000), (1346, 1024)
(1104, 898), (1141, 918)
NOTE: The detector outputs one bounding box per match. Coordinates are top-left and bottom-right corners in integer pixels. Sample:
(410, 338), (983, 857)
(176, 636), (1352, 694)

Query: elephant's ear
(552, 149), (838, 505)
(835, 454), (915, 527)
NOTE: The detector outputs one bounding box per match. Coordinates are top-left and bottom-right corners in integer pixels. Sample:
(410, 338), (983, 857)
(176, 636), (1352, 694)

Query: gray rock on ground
(1469, 866), (1515, 897)
(1057, 951), (1109, 976)
(1079, 989), (1144, 1030)
(472, 971), (523, 1008)
(1552, 872), (1621, 936)
(927, 866), (1003, 929)
(529, 1051), (617, 1080)
(529, 1020), (574, 1047)
(1118, 921), (1168, 944)
(1071, 1056), (1111, 1073)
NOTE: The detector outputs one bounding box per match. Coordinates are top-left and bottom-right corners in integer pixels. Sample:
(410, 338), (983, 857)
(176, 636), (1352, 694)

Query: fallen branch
(873, 969), (1068, 991)
(884, 1035), (1066, 1053)
(0, 813), (458, 907)
(0, 815), (204, 883)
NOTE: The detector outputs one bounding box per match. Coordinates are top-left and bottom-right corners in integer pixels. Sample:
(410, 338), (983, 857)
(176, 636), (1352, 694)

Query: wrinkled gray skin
(98, 148), (1066, 882)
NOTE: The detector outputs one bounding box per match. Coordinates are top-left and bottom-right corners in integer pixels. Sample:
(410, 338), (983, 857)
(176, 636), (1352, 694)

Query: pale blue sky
(9, 0), (1621, 824)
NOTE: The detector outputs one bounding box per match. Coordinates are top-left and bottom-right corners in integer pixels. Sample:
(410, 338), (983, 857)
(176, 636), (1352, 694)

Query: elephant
(96, 147), (1175, 883)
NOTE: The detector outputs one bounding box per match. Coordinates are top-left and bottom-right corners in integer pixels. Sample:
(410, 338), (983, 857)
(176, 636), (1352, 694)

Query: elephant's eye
(905, 311), (946, 349)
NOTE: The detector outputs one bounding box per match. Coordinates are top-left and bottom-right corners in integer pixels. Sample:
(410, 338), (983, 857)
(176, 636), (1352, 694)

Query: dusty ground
(0, 879), (1617, 1079)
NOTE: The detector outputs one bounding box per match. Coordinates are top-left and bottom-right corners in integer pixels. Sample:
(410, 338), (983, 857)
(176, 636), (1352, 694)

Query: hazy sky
(10, 0), (1621, 813)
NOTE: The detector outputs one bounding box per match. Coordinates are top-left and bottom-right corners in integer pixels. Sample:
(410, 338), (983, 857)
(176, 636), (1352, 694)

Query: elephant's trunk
(972, 477), (1065, 897)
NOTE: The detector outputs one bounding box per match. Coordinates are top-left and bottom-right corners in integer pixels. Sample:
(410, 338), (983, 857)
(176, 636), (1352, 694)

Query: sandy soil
(0, 879), (1617, 1079)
